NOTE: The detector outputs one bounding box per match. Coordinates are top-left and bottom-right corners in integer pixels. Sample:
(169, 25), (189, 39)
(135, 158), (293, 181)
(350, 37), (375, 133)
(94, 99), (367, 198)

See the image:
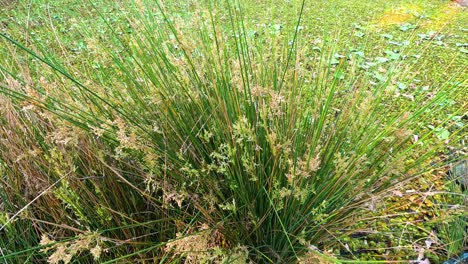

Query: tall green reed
(0, 0), (466, 263)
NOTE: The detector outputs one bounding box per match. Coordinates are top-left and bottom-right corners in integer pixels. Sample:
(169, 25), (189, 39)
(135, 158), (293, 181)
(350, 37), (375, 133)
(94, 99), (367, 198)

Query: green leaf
(353, 23), (364, 30)
(330, 58), (340, 65)
(418, 31), (436, 40)
(389, 40), (401, 46)
(389, 40), (410, 47)
(381, 33), (393, 39)
(373, 71), (385, 82)
(428, 126), (450, 140)
(273, 24), (282, 31)
(384, 50), (401, 60)
(418, 33), (428, 40)
(436, 129), (450, 140)
(375, 57), (390, 64)
(354, 31), (365, 38)
(334, 53), (345, 59)
(399, 23), (417, 31)
(353, 51), (365, 57)
(247, 30), (258, 37)
(451, 116), (465, 128)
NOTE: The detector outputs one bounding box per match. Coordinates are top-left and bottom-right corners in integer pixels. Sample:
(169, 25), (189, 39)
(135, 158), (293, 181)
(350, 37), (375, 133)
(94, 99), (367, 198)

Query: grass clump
(0, 0), (466, 262)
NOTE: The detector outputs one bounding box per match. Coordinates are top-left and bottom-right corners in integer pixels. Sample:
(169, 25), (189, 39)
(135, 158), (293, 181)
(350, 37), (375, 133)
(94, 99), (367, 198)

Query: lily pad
(428, 125), (450, 140)
(330, 58), (340, 65)
(399, 23), (417, 32)
(397, 83), (407, 90)
(354, 31), (365, 38)
(384, 50), (401, 60)
(375, 57), (390, 64)
(353, 51), (365, 57)
(389, 40), (410, 46)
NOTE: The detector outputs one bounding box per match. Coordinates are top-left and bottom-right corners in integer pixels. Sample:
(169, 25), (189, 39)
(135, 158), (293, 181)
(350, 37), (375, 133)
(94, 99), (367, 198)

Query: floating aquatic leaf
(397, 83), (407, 90)
(435, 34), (444, 41)
(418, 31), (437, 40)
(438, 98), (456, 107)
(381, 33), (393, 39)
(418, 33), (429, 40)
(389, 40), (410, 46)
(271, 24), (282, 33)
(375, 57), (390, 63)
(373, 71), (385, 82)
(247, 30), (258, 37)
(428, 125), (450, 140)
(354, 31), (365, 38)
(384, 50), (401, 60)
(334, 53), (345, 59)
(399, 23), (417, 31)
(451, 116), (465, 128)
(353, 23), (364, 30)
(330, 58), (340, 65)
(353, 51), (365, 57)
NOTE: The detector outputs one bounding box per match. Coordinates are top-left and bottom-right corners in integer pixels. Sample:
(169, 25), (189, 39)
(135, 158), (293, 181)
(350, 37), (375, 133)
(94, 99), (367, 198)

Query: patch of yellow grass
(422, 2), (461, 31)
(372, 2), (462, 31)
(374, 3), (422, 27)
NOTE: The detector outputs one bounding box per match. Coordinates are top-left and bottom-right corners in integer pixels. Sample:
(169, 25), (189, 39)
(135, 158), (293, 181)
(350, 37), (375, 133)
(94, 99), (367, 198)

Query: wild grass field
(0, 0), (467, 263)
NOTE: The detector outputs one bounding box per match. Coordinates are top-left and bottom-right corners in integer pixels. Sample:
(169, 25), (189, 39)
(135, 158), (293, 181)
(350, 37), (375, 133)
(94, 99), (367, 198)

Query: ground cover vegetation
(0, 0), (466, 263)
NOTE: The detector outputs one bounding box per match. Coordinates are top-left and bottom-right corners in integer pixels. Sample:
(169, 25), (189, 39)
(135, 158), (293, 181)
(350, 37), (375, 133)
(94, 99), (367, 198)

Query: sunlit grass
(0, 0), (466, 263)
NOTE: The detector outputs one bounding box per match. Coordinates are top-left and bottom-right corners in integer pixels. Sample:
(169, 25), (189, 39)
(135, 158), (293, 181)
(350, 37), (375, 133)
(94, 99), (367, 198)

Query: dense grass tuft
(0, 0), (466, 263)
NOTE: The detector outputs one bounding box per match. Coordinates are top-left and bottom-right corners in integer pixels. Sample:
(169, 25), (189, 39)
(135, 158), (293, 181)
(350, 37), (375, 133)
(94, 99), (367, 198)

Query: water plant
(0, 0), (466, 262)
